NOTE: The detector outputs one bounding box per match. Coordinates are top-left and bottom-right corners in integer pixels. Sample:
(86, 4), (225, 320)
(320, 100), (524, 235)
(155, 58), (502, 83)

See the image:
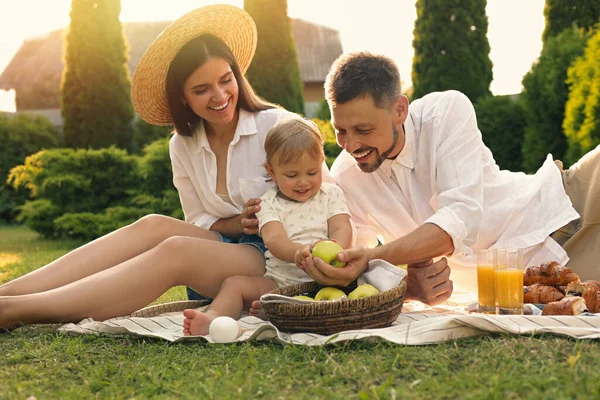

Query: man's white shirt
(331, 91), (579, 294)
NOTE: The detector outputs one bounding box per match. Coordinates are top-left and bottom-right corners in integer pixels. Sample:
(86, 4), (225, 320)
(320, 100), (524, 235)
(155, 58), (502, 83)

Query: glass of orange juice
(476, 249), (496, 313)
(494, 249), (524, 315)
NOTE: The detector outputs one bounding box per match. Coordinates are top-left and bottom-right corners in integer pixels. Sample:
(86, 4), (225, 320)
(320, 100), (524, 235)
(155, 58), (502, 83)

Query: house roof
(0, 19), (342, 92)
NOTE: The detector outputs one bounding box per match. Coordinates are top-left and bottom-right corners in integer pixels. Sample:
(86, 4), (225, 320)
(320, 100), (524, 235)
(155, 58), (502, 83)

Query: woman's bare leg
(0, 236), (265, 330)
(182, 276), (277, 336)
(0, 215), (220, 296)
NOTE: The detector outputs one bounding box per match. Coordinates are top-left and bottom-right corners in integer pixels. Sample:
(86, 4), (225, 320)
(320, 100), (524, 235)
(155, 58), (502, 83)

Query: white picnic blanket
(58, 299), (600, 345)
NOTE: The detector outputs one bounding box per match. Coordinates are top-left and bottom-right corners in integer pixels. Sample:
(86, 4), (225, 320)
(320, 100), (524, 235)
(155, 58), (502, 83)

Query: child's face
(266, 152), (323, 202)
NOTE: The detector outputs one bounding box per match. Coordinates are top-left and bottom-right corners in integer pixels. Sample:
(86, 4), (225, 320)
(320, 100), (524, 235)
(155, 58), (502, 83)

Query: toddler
(183, 118), (353, 335)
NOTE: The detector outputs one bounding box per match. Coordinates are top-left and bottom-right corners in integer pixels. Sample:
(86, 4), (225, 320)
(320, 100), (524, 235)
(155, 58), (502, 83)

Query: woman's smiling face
(182, 56), (239, 126)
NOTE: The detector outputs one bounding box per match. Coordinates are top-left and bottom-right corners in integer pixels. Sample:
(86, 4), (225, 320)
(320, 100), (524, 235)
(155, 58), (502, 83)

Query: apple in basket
(348, 284), (380, 300)
(312, 240), (346, 267)
(315, 287), (346, 301)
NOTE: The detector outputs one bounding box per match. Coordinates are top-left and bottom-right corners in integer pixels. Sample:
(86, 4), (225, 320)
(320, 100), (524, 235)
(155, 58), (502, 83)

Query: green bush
(132, 118), (172, 154)
(8, 138), (183, 239)
(312, 118), (341, 162)
(542, 0), (600, 43)
(411, 0), (492, 103)
(61, 0), (134, 149)
(8, 147), (140, 237)
(138, 138), (173, 194)
(0, 113), (61, 222)
(520, 26), (588, 172)
(9, 147), (139, 212)
(563, 26), (600, 165)
(54, 206), (150, 241)
(315, 100), (331, 121)
(17, 199), (61, 237)
(244, 0), (305, 114)
(474, 95), (527, 172)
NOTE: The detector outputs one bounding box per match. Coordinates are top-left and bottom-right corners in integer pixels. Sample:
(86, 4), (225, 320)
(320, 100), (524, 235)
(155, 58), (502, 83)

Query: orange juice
(494, 268), (524, 309)
(477, 265), (495, 307)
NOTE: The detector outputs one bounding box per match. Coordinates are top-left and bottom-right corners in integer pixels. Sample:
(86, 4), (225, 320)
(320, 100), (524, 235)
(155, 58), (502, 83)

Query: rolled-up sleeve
(423, 91), (484, 257)
(169, 138), (218, 229)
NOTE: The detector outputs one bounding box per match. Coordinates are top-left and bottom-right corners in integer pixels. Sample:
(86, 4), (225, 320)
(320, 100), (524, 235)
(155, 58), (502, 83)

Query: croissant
(583, 280), (600, 293)
(542, 296), (588, 316)
(566, 281), (600, 313)
(523, 261), (580, 286)
(524, 284), (564, 304)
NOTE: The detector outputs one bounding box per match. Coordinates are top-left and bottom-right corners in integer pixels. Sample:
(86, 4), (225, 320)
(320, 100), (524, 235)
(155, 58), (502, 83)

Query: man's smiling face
(331, 94), (407, 173)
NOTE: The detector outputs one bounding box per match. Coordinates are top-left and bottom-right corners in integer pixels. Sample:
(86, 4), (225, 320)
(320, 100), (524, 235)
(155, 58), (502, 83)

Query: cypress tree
(411, 0), (493, 103)
(542, 0), (600, 43)
(244, 0), (305, 114)
(61, 0), (134, 149)
(519, 26), (587, 172)
(563, 27), (600, 165)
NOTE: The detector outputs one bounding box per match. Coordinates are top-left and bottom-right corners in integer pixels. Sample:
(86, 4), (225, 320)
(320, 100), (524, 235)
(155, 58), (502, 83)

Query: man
(300, 52), (599, 305)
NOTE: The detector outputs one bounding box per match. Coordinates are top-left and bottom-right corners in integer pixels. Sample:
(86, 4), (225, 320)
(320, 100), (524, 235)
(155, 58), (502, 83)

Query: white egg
(209, 316), (241, 343)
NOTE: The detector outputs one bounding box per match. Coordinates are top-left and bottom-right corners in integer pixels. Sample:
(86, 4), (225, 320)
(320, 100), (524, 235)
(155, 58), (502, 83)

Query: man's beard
(356, 123), (400, 173)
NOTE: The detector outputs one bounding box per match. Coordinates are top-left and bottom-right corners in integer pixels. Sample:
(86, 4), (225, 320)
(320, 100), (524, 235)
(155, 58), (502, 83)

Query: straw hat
(131, 5), (257, 126)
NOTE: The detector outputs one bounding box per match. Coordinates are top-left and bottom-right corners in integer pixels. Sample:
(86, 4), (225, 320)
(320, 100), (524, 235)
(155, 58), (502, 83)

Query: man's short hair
(325, 52), (401, 109)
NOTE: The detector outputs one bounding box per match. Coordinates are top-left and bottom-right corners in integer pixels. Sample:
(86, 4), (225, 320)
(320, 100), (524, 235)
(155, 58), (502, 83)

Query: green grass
(2, 225), (600, 399)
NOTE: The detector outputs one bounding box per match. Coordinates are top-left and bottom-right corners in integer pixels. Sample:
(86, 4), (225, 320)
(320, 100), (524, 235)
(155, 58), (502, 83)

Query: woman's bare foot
(249, 300), (268, 320)
(0, 297), (20, 332)
(182, 309), (217, 336)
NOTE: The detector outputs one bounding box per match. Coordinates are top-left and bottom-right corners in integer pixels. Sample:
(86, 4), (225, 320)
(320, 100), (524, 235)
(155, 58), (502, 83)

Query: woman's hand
(300, 246), (370, 287)
(293, 244), (312, 268)
(405, 258), (453, 305)
(239, 198), (261, 235)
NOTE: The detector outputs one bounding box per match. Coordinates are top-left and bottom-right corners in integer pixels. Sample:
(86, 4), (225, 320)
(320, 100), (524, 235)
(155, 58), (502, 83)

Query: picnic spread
(58, 259), (600, 345)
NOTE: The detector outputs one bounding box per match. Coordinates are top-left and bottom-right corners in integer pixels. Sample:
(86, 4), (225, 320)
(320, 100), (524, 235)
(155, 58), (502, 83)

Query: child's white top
(257, 182), (350, 287)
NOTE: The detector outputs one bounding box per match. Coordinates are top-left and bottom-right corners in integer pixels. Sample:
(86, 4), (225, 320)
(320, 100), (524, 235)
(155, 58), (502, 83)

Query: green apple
(315, 287), (346, 301)
(312, 240), (346, 268)
(294, 295), (315, 301)
(348, 284), (380, 300)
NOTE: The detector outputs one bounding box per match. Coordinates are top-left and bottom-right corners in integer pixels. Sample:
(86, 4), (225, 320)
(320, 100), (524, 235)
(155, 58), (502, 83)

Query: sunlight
(0, 89), (16, 113)
(0, 252), (22, 269)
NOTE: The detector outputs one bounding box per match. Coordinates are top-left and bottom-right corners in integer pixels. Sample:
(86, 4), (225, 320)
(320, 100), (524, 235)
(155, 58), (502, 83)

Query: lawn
(1, 225), (600, 399)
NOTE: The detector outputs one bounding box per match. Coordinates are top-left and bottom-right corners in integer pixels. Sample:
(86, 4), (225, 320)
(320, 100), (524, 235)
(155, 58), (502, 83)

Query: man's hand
(405, 258), (453, 305)
(300, 246), (370, 286)
(239, 198), (261, 235)
(294, 244), (312, 268)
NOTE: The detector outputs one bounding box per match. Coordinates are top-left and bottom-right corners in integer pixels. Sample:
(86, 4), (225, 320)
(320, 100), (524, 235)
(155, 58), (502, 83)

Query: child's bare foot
(249, 300), (268, 321)
(182, 309), (216, 336)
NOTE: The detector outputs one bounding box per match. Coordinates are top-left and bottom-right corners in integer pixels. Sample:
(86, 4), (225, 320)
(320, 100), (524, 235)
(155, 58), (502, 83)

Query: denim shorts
(186, 233), (267, 301)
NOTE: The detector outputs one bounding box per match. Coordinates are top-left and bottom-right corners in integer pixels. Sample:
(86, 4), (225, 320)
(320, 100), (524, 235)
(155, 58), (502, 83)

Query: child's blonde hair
(264, 118), (325, 166)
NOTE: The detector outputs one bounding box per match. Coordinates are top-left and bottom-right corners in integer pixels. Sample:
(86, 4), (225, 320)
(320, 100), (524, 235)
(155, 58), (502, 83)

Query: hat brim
(132, 5), (257, 126)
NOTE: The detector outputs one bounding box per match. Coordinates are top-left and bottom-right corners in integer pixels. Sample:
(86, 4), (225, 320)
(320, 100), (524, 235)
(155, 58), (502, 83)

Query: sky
(0, 0), (545, 112)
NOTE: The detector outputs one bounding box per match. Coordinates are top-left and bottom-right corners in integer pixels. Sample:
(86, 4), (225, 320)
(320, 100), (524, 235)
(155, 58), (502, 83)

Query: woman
(0, 5), (299, 330)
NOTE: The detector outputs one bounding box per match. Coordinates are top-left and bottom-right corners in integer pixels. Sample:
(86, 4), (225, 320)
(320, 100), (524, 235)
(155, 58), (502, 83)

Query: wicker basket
(261, 278), (407, 335)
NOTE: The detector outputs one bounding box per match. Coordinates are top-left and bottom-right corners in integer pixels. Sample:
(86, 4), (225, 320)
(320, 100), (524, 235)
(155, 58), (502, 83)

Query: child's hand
(294, 244), (312, 268)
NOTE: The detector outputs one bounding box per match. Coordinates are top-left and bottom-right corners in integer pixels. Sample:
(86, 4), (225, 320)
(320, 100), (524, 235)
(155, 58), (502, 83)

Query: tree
(474, 95), (527, 172)
(520, 27), (588, 172)
(563, 26), (600, 165)
(61, 0), (134, 149)
(244, 0), (305, 114)
(542, 0), (600, 43)
(411, 0), (493, 103)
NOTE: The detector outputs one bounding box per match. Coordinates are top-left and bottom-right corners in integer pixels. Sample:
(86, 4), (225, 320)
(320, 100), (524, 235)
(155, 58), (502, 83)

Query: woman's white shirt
(169, 108), (330, 230)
